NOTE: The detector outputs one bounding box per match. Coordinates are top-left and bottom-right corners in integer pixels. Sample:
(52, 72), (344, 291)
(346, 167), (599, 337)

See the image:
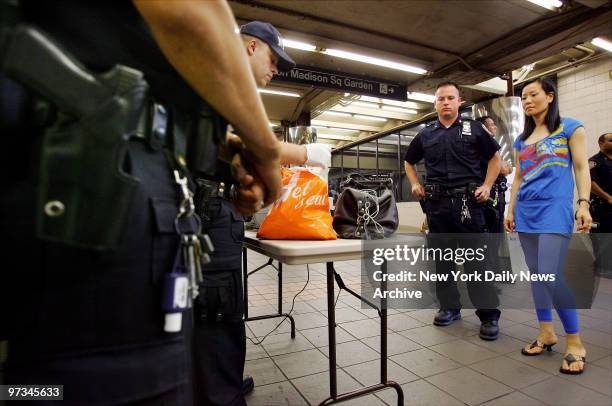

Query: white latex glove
(305, 143), (331, 169)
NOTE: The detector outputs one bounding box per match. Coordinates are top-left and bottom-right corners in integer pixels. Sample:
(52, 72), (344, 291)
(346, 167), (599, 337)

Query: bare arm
(133, 0), (281, 204)
(279, 143), (307, 165)
(404, 161), (424, 199)
(569, 127), (593, 232)
(504, 151), (522, 232)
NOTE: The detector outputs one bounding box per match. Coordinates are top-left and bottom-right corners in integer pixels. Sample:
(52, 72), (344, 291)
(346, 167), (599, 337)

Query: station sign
(272, 65), (408, 101)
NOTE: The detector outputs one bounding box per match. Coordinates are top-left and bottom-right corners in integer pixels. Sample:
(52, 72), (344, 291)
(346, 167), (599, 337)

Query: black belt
(440, 187), (470, 198)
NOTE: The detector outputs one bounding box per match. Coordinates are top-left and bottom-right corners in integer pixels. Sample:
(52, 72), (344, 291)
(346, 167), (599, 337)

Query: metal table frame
(242, 233), (404, 405)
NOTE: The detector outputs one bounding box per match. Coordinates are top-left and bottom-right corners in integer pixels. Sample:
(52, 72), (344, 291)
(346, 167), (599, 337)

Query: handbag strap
(341, 174), (393, 194)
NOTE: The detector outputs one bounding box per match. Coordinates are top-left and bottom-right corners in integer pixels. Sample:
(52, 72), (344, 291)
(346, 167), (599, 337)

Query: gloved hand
(305, 144), (331, 169)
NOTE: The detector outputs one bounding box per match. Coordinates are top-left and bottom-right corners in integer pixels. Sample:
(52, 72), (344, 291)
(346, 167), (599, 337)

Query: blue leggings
(518, 233), (580, 334)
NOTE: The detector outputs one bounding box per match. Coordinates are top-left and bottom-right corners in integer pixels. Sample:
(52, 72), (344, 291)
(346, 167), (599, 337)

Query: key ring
(175, 212), (202, 236)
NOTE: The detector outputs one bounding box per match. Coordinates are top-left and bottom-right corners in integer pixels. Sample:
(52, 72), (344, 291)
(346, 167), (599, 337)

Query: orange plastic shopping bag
(257, 167), (336, 240)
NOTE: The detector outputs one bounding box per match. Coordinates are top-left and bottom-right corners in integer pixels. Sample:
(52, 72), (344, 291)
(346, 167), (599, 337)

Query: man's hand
(474, 185), (491, 203)
(218, 133), (246, 164)
(412, 183), (425, 199)
(243, 147), (281, 207)
(227, 149), (273, 217)
(500, 160), (513, 176)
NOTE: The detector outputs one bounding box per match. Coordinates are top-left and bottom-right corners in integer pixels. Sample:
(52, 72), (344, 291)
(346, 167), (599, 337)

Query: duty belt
(425, 184), (476, 199)
(196, 178), (234, 201)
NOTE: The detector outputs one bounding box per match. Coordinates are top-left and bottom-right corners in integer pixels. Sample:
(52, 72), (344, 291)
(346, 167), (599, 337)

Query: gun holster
(186, 106), (228, 178)
(424, 184), (441, 200)
(2, 25), (152, 251)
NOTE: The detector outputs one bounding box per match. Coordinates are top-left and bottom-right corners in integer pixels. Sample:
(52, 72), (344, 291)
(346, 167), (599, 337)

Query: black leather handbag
(332, 174), (399, 239)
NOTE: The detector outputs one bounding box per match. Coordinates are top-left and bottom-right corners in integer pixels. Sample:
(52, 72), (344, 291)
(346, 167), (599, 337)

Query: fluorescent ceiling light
(591, 37), (612, 52)
(323, 48), (427, 75)
(283, 39), (317, 52)
(360, 96), (421, 109)
(351, 101), (379, 109)
(353, 114), (387, 122)
(258, 89), (301, 97)
(381, 105), (417, 114)
(315, 125), (359, 133)
(525, 0), (562, 10)
(322, 111), (352, 118)
(317, 133), (355, 141)
(407, 92), (436, 103)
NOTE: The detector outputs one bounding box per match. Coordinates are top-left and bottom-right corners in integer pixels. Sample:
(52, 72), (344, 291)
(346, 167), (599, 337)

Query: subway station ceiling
(229, 0), (612, 149)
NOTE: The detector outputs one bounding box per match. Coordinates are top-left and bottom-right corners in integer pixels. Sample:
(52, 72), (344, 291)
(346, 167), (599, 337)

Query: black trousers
(1, 140), (193, 404)
(591, 207), (612, 277)
(193, 197), (246, 406)
(425, 197), (501, 322)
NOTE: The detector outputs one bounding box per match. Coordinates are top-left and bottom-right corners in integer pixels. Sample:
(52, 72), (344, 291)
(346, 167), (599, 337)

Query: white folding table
(242, 231), (404, 405)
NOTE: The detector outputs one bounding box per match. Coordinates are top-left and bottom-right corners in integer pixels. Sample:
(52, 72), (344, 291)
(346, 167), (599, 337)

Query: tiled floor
(243, 251), (612, 406)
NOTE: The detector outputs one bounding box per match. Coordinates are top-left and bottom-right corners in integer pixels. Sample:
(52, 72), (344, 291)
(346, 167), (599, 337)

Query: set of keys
(460, 195), (472, 224)
(180, 232), (214, 302)
(162, 170), (214, 333)
(173, 170), (214, 302)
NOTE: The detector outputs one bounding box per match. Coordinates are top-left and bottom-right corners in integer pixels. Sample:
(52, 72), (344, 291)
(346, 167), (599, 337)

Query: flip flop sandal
(559, 353), (586, 375)
(521, 340), (556, 356)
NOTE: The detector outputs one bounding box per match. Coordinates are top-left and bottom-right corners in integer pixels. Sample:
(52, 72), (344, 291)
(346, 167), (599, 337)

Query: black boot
(433, 309), (461, 326)
(479, 320), (499, 341)
(242, 376), (255, 395)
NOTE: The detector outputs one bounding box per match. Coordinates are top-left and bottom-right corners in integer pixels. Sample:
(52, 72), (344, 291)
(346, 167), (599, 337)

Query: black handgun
(2, 25), (144, 119)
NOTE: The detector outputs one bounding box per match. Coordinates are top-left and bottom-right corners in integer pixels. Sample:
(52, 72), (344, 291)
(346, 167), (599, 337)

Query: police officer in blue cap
(404, 81), (502, 340)
(192, 20), (304, 406)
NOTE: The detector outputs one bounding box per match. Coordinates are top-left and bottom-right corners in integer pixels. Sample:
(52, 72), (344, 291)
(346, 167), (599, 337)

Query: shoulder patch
(589, 160), (596, 170)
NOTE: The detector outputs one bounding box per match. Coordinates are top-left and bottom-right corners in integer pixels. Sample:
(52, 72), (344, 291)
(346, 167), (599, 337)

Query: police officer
(589, 133), (612, 276)
(0, 1), (281, 404)
(192, 21), (331, 405)
(476, 116), (513, 233)
(404, 81), (502, 340)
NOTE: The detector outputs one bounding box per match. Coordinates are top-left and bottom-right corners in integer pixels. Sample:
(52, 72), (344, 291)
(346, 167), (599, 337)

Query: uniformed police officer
(404, 81), (502, 340)
(192, 21), (331, 405)
(476, 116), (513, 233)
(589, 133), (612, 276)
(0, 1), (281, 404)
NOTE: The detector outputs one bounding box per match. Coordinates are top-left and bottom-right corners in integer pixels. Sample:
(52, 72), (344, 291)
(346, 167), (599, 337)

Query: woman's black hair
(520, 77), (561, 140)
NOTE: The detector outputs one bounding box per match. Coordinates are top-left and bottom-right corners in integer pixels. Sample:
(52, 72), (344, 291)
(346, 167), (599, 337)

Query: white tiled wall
(557, 57), (612, 157)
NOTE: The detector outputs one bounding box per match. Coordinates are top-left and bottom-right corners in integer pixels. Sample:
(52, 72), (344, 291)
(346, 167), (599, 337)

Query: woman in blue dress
(505, 77), (592, 375)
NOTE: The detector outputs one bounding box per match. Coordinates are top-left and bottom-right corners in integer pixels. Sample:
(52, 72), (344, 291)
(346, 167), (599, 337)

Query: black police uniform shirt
(404, 118), (500, 187)
(590, 151), (612, 203)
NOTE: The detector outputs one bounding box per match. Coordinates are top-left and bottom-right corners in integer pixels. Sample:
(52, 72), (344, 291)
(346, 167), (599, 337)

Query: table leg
(243, 247), (249, 319)
(278, 262), (283, 314)
(319, 261), (404, 406)
(326, 261), (337, 399)
(242, 249), (295, 338)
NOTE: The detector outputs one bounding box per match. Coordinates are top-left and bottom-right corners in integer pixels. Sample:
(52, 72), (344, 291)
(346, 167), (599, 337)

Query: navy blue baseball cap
(239, 21), (296, 72)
